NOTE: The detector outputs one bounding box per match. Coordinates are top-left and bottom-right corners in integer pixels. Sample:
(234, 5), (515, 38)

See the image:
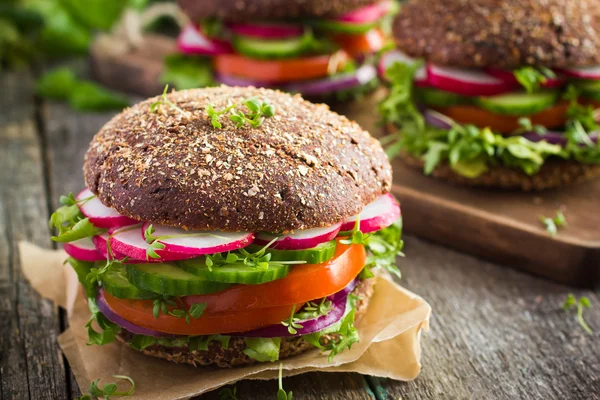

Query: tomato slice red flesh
(434, 102), (570, 134)
(101, 241), (366, 335)
(332, 28), (387, 57)
(213, 51), (350, 83)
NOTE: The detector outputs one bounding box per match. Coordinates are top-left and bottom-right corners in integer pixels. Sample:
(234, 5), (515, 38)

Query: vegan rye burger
(49, 86), (403, 367)
(379, 0), (600, 190)
(174, 0), (398, 100)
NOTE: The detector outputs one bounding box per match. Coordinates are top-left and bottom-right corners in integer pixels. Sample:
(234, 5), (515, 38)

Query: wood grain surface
(1, 66), (599, 399)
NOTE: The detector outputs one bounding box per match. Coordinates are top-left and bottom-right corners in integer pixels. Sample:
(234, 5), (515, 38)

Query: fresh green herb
(219, 385), (238, 400)
(539, 209), (567, 236)
(513, 66), (556, 93)
(281, 304), (303, 335)
(150, 294), (206, 324)
(152, 295), (177, 318)
(189, 334), (230, 351)
(161, 53), (215, 90)
(128, 333), (230, 352)
(205, 237), (305, 271)
(206, 98), (275, 129)
(49, 192), (105, 242)
(76, 375), (135, 400)
(243, 337), (281, 362)
(340, 218), (367, 246)
(294, 297), (334, 321)
(200, 18), (224, 38)
(364, 218), (404, 280)
(86, 297), (121, 346)
(66, 257), (97, 298)
(277, 363), (293, 400)
(563, 294), (593, 334)
(150, 84), (191, 117)
(128, 334), (157, 351)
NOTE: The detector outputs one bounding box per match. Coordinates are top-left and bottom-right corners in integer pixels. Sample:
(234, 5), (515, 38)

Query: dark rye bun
(178, 0), (378, 22)
(402, 153), (600, 191)
(84, 86), (392, 232)
(393, 0), (600, 69)
(116, 278), (375, 368)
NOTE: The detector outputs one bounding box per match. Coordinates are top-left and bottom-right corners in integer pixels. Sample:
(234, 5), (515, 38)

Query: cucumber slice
(101, 265), (156, 300)
(575, 80), (600, 101)
(179, 259), (291, 285)
(313, 20), (376, 34)
(232, 35), (311, 59)
(415, 87), (471, 107)
(245, 240), (337, 264)
(475, 91), (559, 115)
(127, 263), (232, 296)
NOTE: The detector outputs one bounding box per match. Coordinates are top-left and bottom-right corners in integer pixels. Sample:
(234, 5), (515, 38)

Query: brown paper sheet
(19, 241), (431, 399)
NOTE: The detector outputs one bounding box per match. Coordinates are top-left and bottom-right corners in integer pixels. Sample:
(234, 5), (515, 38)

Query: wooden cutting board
(90, 35), (600, 287)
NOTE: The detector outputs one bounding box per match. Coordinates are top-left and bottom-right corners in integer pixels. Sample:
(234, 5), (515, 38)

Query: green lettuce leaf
(161, 54), (214, 90)
(243, 337), (281, 362)
(66, 257), (97, 298)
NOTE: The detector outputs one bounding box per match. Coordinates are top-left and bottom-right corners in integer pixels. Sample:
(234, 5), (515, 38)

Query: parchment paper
(19, 241), (431, 400)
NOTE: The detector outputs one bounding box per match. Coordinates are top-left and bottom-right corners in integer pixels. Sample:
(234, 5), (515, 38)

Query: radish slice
(177, 24), (233, 55)
(378, 50), (427, 85)
(63, 237), (105, 262)
(92, 234), (132, 261)
(337, 1), (395, 24)
(109, 224), (193, 262)
(340, 193), (401, 233)
(226, 22), (303, 39)
(254, 223), (342, 250)
(76, 188), (137, 229)
(427, 64), (516, 96)
(486, 68), (566, 88)
(141, 223), (254, 256)
(556, 65), (600, 80)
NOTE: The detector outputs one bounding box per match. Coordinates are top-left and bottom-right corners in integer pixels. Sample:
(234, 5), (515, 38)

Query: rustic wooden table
(1, 70), (599, 400)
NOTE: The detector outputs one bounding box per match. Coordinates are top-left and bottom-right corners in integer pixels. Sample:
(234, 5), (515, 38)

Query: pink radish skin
(92, 234), (134, 261)
(177, 24), (233, 55)
(227, 23), (304, 39)
(64, 237), (105, 262)
(141, 223), (255, 256)
(486, 68), (566, 89)
(76, 188), (137, 229)
(337, 1), (394, 23)
(556, 65), (600, 80)
(254, 222), (342, 250)
(378, 50), (427, 85)
(109, 225), (193, 262)
(340, 193), (401, 233)
(427, 64), (517, 96)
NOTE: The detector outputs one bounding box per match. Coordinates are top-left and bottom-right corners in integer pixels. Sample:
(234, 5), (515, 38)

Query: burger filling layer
(380, 55), (600, 178)
(51, 190), (403, 363)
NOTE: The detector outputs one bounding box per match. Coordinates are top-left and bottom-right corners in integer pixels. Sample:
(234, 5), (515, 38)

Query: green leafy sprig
(218, 385), (238, 400)
(277, 363), (293, 400)
(563, 294), (593, 334)
(207, 98), (275, 129)
(294, 297), (334, 321)
(150, 84), (191, 117)
(76, 375), (135, 400)
(281, 304), (303, 335)
(513, 66), (556, 93)
(539, 209), (567, 236)
(86, 297), (121, 346)
(151, 295), (207, 324)
(49, 192), (105, 242)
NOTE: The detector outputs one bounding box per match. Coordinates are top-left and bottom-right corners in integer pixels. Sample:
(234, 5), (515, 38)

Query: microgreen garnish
(295, 297), (334, 321)
(150, 84), (190, 117)
(152, 295), (177, 318)
(206, 98), (275, 129)
(281, 304), (303, 335)
(86, 297), (121, 346)
(539, 209), (567, 236)
(218, 385), (238, 400)
(277, 363), (293, 400)
(513, 66), (556, 93)
(340, 218), (367, 245)
(49, 192), (105, 242)
(76, 375), (135, 400)
(151, 295), (206, 324)
(205, 237), (306, 271)
(563, 294), (593, 334)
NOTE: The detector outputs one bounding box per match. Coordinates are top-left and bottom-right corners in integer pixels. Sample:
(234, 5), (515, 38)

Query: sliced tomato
(579, 97), (600, 109)
(332, 28), (387, 57)
(433, 102), (570, 134)
(184, 240), (366, 312)
(103, 289), (299, 335)
(101, 240), (366, 335)
(213, 51), (350, 83)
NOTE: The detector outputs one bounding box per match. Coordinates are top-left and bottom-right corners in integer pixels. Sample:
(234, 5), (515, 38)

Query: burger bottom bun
(402, 153), (600, 191)
(116, 278), (375, 368)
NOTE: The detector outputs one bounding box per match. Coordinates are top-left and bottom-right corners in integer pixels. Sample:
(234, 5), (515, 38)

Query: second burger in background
(175, 0), (398, 101)
(379, 0), (600, 190)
